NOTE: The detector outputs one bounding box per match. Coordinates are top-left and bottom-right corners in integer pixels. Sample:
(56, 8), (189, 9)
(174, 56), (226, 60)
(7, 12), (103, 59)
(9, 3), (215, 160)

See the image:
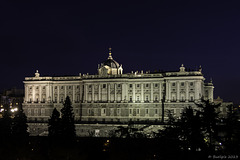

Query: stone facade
(23, 50), (214, 136)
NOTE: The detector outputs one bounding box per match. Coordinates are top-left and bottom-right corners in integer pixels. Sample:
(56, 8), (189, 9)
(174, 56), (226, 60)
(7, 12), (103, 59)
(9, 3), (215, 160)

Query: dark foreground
(0, 137), (238, 160)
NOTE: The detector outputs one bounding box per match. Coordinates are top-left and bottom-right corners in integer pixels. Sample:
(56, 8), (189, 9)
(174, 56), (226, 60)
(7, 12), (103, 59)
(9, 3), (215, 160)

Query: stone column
(168, 82), (171, 102)
(150, 83), (153, 102)
(194, 81), (198, 101)
(125, 83), (128, 102)
(64, 86), (67, 99)
(25, 85), (28, 102)
(92, 84), (94, 102)
(177, 81), (180, 102)
(98, 84), (101, 102)
(85, 84), (88, 102)
(46, 85), (49, 103)
(165, 81), (168, 102)
(32, 86), (35, 102)
(50, 84), (53, 102)
(186, 81), (189, 102)
(73, 85), (75, 103)
(121, 83), (125, 102)
(114, 83), (117, 102)
(39, 86), (42, 103)
(133, 83), (135, 103)
(141, 83), (144, 102)
(159, 82), (162, 102)
(108, 84), (110, 102)
(57, 86), (60, 103)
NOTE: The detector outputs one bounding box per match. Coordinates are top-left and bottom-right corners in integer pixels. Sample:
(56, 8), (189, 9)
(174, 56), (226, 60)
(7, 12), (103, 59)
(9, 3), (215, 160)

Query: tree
(178, 106), (206, 151)
(48, 108), (61, 137)
(224, 104), (240, 153)
(12, 103), (29, 138)
(60, 96), (76, 139)
(0, 103), (12, 139)
(195, 99), (221, 151)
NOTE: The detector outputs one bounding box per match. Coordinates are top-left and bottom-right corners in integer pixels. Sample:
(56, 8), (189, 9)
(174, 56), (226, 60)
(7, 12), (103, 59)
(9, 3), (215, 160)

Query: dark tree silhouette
(48, 108), (61, 137)
(178, 106), (206, 151)
(0, 103), (12, 139)
(60, 96), (76, 139)
(196, 99), (221, 151)
(224, 104), (240, 153)
(12, 103), (29, 138)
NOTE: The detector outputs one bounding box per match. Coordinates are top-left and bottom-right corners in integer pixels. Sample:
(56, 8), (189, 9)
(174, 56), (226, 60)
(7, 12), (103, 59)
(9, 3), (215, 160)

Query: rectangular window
(41, 109), (45, 115)
(101, 108), (106, 115)
(146, 109), (149, 114)
(103, 84), (106, 88)
(146, 84), (149, 88)
(55, 86), (57, 89)
(155, 109), (158, 114)
(28, 109), (31, 115)
(181, 82), (184, 86)
(118, 84), (121, 88)
(155, 84), (158, 87)
(117, 108), (121, 115)
(129, 108), (133, 115)
(34, 109), (38, 115)
(137, 84), (140, 88)
(129, 84), (132, 88)
(172, 83), (175, 87)
(137, 108), (140, 114)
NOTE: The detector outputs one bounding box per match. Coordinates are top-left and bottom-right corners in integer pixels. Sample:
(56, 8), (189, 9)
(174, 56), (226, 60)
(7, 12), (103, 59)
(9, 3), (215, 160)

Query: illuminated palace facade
(23, 50), (214, 136)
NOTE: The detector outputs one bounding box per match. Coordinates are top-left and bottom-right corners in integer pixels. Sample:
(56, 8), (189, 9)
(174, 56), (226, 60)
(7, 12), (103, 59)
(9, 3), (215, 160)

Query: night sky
(0, 1), (240, 104)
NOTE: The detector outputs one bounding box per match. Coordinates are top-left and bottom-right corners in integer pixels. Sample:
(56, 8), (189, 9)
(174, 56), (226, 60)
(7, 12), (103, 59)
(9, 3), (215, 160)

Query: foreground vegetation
(0, 98), (239, 160)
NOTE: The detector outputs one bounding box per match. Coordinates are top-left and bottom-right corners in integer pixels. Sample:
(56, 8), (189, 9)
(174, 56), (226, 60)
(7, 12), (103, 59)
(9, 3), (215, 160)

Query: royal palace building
(23, 49), (214, 137)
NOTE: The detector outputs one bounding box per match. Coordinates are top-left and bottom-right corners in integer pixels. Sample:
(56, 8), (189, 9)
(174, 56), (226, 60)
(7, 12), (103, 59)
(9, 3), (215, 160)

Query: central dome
(103, 58), (120, 68)
(98, 48), (123, 76)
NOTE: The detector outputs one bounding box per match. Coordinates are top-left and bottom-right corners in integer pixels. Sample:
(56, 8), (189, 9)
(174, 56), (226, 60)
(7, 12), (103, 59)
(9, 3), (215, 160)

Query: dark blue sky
(0, 1), (240, 104)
